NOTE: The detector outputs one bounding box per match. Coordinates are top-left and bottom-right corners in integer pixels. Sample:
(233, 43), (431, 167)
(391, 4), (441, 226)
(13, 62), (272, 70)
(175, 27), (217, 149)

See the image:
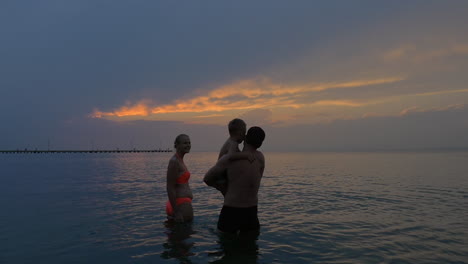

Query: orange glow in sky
(90, 76), (407, 124)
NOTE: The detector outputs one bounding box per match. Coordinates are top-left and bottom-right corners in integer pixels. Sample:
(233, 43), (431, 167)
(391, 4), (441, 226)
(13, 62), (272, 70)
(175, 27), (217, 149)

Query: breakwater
(0, 149), (172, 154)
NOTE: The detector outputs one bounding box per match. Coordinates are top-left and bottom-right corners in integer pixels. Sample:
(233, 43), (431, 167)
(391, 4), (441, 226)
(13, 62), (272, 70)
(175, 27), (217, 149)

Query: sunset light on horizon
(90, 76), (411, 125)
(2, 1), (468, 151)
(3, 3), (468, 263)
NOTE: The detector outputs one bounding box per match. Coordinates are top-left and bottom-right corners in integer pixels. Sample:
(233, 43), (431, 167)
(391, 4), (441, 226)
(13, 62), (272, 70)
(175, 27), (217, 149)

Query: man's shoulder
(227, 151), (263, 169)
(255, 150), (265, 162)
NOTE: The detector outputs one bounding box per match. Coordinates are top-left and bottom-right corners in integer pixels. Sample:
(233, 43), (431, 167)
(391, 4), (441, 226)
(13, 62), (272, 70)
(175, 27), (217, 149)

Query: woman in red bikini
(166, 134), (193, 222)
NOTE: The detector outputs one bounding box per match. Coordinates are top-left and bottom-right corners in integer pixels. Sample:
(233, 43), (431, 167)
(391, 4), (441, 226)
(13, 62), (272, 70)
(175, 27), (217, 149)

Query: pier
(0, 149), (172, 154)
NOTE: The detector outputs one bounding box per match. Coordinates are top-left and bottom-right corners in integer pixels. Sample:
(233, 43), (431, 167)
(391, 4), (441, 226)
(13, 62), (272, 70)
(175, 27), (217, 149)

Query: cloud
(90, 100), (151, 118)
(399, 103), (466, 116)
(383, 43), (468, 63)
(265, 103), (468, 152)
(413, 89), (468, 97)
(382, 45), (417, 62)
(7, 100), (467, 152)
(90, 76), (404, 123)
(312, 100), (366, 107)
(239, 109), (273, 126)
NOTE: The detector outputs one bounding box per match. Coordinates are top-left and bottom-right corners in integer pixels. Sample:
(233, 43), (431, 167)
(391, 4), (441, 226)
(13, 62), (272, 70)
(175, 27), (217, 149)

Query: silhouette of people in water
(205, 126), (266, 263)
(161, 221), (195, 263)
(161, 126), (266, 263)
(161, 221), (260, 264)
(204, 126), (266, 235)
(209, 232), (260, 264)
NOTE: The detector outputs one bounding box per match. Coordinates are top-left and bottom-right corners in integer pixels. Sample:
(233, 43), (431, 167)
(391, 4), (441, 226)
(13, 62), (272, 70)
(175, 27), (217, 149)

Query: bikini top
(175, 153), (190, 184)
(176, 170), (191, 184)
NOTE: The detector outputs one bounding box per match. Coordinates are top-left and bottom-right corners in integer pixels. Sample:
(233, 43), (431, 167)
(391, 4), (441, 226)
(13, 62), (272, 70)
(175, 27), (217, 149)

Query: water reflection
(209, 232), (260, 264)
(161, 221), (195, 264)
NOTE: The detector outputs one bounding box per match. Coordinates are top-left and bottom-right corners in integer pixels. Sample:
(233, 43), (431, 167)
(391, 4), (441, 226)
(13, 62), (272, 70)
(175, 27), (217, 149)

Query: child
(214, 118), (254, 195)
(218, 118), (247, 159)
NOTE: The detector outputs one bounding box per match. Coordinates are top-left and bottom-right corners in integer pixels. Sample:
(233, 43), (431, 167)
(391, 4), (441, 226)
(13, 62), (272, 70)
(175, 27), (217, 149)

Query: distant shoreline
(0, 149), (172, 154)
(2, 148), (468, 154)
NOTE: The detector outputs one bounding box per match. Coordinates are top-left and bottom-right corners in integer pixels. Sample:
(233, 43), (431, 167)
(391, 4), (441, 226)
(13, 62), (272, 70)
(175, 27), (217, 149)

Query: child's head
(228, 118), (246, 143)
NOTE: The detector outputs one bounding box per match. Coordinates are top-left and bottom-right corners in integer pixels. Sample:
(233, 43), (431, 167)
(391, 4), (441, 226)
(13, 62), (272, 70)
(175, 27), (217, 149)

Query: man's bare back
(223, 151), (265, 207)
(204, 126), (266, 234)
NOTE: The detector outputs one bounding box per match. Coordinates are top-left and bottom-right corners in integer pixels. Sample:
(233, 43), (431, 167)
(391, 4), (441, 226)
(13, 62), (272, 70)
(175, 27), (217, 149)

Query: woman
(166, 134), (193, 222)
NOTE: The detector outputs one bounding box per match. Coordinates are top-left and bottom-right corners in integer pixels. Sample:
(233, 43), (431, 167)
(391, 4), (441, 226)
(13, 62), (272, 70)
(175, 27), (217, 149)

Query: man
(204, 126), (266, 235)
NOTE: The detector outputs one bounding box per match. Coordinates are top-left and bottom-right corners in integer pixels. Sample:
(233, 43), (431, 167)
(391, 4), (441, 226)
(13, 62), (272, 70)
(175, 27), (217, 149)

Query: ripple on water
(1, 152), (468, 263)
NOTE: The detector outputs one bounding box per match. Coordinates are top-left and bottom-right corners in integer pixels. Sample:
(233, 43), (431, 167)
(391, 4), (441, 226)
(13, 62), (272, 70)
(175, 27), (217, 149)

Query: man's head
(245, 126), (265, 149)
(228, 118), (247, 142)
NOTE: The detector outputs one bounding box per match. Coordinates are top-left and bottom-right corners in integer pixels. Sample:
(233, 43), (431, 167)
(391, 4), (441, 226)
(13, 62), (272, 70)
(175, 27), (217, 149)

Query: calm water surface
(1, 151), (467, 263)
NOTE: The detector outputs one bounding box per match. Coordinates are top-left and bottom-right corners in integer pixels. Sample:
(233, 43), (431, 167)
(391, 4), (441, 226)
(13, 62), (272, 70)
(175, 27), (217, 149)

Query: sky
(1, 1), (468, 151)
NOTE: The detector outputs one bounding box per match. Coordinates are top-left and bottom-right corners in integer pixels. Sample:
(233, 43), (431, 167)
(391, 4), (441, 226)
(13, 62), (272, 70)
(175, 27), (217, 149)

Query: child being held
(214, 118), (254, 195)
(218, 118), (246, 159)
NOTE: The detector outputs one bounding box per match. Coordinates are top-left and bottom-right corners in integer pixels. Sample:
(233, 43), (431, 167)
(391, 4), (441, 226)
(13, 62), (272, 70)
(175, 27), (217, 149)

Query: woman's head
(174, 134), (191, 153)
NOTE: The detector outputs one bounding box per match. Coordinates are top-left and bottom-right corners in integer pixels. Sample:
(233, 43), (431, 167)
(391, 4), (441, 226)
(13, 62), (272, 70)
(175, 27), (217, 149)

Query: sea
(1, 151), (467, 264)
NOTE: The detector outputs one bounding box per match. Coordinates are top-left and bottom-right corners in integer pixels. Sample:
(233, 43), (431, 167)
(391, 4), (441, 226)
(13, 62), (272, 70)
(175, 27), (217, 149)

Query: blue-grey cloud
(263, 104), (468, 151)
(1, 1), (467, 151)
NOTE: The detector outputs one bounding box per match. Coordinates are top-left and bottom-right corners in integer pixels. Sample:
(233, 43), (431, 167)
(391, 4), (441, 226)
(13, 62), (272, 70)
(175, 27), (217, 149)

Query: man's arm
(224, 142), (255, 162)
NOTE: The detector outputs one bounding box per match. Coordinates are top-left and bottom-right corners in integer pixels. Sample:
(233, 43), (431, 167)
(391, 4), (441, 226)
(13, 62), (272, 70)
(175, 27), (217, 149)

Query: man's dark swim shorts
(217, 205), (260, 234)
